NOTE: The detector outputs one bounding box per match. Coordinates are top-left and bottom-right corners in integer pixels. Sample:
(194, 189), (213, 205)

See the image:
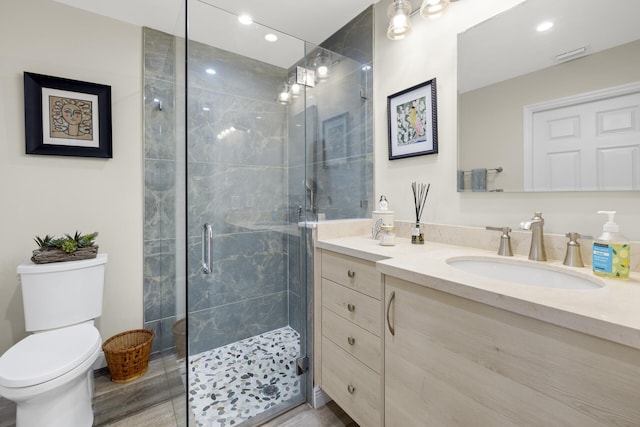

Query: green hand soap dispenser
(592, 211), (630, 280)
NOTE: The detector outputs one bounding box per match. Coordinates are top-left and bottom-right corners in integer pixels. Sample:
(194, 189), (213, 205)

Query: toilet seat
(0, 323), (100, 389)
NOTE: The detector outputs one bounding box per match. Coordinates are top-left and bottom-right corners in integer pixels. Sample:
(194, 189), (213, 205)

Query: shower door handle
(202, 223), (213, 274)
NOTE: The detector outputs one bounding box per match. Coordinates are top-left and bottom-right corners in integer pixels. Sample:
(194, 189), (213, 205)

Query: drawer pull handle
(347, 270), (356, 278)
(347, 303), (356, 312)
(386, 291), (396, 336)
(347, 336), (355, 345)
(347, 384), (355, 394)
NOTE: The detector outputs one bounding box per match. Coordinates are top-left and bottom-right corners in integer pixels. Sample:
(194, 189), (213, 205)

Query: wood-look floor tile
(93, 362), (173, 425)
(260, 402), (358, 427)
(0, 397), (16, 427)
(100, 401), (177, 427)
(0, 353), (357, 427)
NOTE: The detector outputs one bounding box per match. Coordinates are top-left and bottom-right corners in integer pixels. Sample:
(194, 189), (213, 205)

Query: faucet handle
(566, 232), (592, 241)
(486, 226), (514, 256)
(563, 232), (586, 267)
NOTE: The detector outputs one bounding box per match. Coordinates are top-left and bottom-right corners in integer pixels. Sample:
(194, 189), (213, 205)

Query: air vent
(555, 46), (588, 62)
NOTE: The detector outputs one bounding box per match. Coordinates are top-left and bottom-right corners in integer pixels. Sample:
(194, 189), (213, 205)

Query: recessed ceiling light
(536, 21), (553, 32)
(238, 14), (253, 25)
(265, 33), (278, 42)
(206, 68), (216, 75)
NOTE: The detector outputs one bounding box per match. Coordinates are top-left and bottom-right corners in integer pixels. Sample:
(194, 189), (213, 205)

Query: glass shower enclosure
(182, 2), (314, 425)
(141, 1), (373, 425)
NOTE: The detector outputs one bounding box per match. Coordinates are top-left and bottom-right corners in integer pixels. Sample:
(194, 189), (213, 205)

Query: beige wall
(0, 0), (143, 354)
(374, 0), (640, 240)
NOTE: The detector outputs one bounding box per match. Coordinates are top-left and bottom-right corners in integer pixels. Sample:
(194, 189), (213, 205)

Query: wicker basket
(172, 319), (186, 359)
(102, 329), (154, 383)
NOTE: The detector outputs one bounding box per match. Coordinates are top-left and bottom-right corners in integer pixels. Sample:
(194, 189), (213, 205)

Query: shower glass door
(184, 1), (311, 425)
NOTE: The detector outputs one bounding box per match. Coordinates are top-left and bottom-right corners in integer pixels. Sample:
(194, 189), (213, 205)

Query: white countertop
(316, 236), (640, 350)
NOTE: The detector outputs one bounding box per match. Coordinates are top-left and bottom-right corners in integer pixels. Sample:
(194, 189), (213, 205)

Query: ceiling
(53, 0), (383, 68)
(459, 0), (640, 92)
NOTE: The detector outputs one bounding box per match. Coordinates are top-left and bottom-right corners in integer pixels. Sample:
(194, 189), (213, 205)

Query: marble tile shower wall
(287, 7), (374, 221)
(185, 38), (291, 355)
(144, 26), (299, 354)
(315, 6), (374, 220)
(142, 5), (373, 355)
(144, 28), (179, 353)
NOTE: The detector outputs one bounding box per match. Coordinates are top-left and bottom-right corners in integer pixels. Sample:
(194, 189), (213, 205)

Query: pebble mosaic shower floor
(187, 326), (301, 427)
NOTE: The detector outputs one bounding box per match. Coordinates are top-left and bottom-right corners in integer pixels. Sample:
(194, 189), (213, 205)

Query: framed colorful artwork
(24, 72), (112, 158)
(387, 78), (438, 160)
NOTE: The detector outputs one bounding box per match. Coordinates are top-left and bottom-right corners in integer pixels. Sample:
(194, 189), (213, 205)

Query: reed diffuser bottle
(411, 182), (430, 244)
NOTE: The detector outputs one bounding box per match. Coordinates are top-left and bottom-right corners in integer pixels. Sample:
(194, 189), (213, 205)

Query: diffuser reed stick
(411, 182), (430, 244)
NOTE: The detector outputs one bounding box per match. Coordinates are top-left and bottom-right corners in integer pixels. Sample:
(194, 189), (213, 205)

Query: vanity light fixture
(276, 81), (290, 105)
(289, 81), (301, 97)
(388, 0), (461, 40)
(313, 51), (332, 80)
(217, 126), (237, 140)
(420, 0), (450, 19)
(387, 0), (412, 40)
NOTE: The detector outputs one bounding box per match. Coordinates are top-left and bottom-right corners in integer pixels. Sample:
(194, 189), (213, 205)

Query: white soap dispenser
(592, 211), (630, 280)
(372, 195), (394, 239)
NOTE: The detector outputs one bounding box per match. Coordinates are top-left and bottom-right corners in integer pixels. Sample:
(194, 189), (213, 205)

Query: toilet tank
(17, 253), (108, 332)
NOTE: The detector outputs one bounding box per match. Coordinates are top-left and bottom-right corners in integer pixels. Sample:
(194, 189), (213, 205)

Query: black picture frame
(24, 72), (112, 158)
(387, 78), (438, 160)
(322, 112), (348, 167)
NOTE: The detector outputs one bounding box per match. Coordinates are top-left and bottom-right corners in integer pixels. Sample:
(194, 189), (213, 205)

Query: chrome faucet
(520, 211), (547, 261)
(563, 232), (584, 267)
(486, 226), (513, 256)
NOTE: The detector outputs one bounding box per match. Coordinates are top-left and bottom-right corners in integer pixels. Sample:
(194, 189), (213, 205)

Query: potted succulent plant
(31, 231), (99, 264)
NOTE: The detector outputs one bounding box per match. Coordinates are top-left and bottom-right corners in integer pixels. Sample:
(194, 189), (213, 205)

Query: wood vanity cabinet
(384, 276), (640, 426)
(319, 250), (384, 427)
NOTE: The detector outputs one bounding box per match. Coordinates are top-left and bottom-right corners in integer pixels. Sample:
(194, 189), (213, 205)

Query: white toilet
(0, 253), (107, 427)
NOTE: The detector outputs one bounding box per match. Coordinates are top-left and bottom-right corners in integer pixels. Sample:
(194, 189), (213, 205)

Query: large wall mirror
(457, 0), (640, 192)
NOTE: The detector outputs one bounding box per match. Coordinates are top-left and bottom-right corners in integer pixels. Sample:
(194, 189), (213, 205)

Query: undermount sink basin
(446, 257), (604, 290)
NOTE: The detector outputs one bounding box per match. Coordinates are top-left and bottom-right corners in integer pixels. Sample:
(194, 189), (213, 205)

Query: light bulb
(278, 91), (290, 104)
(420, 0), (451, 19)
(317, 66), (328, 78)
(387, 0), (412, 40)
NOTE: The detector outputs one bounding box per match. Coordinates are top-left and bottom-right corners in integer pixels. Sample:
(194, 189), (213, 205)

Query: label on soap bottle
(593, 242), (630, 279)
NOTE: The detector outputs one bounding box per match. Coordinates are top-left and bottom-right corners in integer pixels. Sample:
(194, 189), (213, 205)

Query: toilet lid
(0, 323), (100, 388)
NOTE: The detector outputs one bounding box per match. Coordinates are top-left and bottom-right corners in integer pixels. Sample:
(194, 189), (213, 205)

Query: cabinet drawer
(322, 307), (381, 373)
(322, 278), (381, 336)
(321, 251), (381, 299)
(322, 336), (381, 427)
